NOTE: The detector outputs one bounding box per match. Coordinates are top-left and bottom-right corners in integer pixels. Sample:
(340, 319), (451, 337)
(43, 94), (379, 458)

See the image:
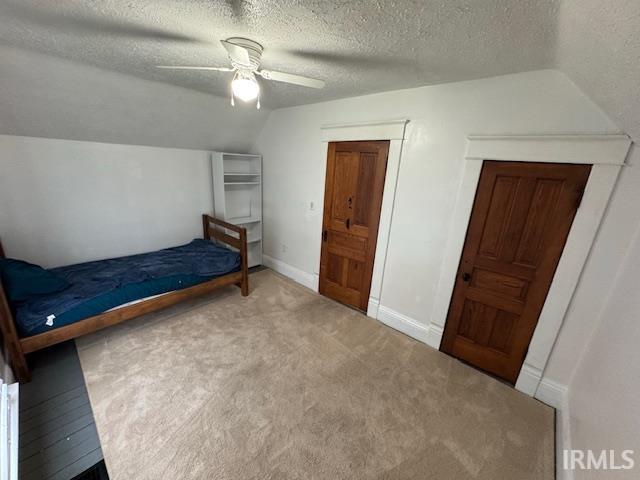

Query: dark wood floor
(18, 341), (105, 480)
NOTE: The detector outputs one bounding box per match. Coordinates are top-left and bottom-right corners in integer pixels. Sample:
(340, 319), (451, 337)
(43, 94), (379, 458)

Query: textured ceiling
(0, 44), (270, 151)
(555, 0), (640, 141)
(0, 0), (560, 109)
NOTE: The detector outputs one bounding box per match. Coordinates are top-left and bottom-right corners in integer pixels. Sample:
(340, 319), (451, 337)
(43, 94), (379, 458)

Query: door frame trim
(431, 134), (631, 395)
(319, 119), (409, 317)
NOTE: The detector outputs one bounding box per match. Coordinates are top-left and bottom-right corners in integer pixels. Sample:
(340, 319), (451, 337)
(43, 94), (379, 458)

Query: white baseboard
(534, 378), (571, 480)
(535, 377), (567, 409)
(260, 257), (574, 477)
(262, 255), (319, 292)
(376, 305), (432, 345)
(371, 304), (442, 349)
(515, 363), (543, 396)
(261, 258), (433, 350)
(367, 298), (380, 318)
(425, 323), (443, 349)
(557, 400), (573, 480)
(0, 379), (19, 480)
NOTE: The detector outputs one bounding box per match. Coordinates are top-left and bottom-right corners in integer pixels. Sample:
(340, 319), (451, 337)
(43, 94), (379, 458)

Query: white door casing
(430, 135), (631, 395)
(319, 119), (409, 317)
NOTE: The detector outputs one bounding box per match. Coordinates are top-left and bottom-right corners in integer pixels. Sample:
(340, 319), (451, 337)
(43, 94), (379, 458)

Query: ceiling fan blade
(3, 3), (202, 43)
(285, 49), (415, 70)
(156, 66), (234, 72)
(258, 70), (325, 89)
(220, 40), (252, 67)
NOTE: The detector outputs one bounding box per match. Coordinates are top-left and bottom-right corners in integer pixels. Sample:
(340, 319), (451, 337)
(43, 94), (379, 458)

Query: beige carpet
(77, 269), (554, 479)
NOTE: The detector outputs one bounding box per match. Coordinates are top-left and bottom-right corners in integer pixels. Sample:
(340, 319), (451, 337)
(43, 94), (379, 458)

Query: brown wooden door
(441, 161), (591, 383)
(319, 141), (389, 311)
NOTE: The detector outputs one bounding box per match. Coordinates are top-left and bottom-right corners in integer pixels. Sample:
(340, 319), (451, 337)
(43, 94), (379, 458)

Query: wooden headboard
(202, 214), (246, 250)
(202, 214), (248, 289)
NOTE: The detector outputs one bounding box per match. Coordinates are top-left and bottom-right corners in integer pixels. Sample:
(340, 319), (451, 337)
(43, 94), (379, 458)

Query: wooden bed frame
(0, 214), (249, 383)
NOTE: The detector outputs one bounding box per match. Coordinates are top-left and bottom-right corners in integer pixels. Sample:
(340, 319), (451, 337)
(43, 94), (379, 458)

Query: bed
(0, 214), (249, 383)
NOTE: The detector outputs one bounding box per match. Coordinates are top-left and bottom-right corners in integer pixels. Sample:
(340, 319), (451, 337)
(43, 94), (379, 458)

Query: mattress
(12, 239), (240, 337)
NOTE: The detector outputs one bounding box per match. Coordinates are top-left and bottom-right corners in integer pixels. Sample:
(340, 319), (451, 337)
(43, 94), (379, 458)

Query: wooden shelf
(224, 172), (261, 176)
(224, 181), (261, 186)
(229, 217), (261, 225)
(221, 152), (261, 157)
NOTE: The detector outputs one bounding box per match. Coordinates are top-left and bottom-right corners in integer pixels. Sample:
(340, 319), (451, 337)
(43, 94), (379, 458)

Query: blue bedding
(12, 239), (240, 337)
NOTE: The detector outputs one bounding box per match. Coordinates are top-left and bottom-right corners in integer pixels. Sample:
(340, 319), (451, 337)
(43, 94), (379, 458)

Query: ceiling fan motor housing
(226, 37), (263, 70)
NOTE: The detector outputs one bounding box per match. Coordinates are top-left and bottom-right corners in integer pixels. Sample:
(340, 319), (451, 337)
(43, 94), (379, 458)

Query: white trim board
(263, 255), (319, 292)
(466, 134), (630, 164)
(535, 377), (568, 410)
(321, 119), (408, 142)
(376, 303), (445, 354)
(534, 377), (572, 480)
(319, 119), (409, 318)
(261, 254), (573, 411)
(0, 380), (18, 480)
(430, 134), (631, 396)
(262, 257), (442, 350)
(370, 300), (432, 346)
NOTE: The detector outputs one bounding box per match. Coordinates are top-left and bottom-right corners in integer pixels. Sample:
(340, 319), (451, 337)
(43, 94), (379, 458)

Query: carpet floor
(76, 269), (554, 479)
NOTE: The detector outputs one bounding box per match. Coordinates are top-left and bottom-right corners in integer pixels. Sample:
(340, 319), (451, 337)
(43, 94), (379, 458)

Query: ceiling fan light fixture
(231, 70), (260, 102)
(157, 37), (325, 110)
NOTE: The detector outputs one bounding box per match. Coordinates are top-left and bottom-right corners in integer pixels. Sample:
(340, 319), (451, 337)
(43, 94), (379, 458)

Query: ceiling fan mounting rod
(225, 37), (263, 70)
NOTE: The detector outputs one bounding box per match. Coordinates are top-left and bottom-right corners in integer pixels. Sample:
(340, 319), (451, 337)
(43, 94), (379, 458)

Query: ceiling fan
(157, 38), (325, 109)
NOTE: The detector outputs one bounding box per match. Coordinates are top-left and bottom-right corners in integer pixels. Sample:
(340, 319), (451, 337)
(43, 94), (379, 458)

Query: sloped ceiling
(0, 0), (559, 109)
(0, 0), (637, 148)
(555, 0), (640, 141)
(0, 45), (270, 151)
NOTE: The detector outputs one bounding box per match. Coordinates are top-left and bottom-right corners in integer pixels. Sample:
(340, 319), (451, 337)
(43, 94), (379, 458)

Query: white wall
(254, 68), (640, 476)
(538, 147), (640, 479)
(253, 69), (618, 333)
(255, 69), (640, 475)
(555, 0), (640, 142)
(0, 45), (269, 151)
(0, 135), (213, 268)
(542, 0), (640, 385)
(566, 212), (640, 479)
(546, 1), (640, 474)
(542, 146), (640, 384)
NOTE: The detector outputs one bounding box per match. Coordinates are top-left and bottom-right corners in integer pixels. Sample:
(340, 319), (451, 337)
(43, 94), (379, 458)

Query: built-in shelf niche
(211, 152), (263, 268)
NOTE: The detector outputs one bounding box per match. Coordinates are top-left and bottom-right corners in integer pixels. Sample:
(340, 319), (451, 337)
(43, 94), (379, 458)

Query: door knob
(462, 272), (471, 282)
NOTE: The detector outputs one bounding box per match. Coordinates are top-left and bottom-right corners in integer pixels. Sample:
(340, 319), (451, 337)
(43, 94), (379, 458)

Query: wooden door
(319, 141), (389, 311)
(441, 161), (591, 383)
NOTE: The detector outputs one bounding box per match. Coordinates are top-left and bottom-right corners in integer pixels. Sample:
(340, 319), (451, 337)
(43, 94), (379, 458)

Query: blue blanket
(12, 239), (240, 337)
